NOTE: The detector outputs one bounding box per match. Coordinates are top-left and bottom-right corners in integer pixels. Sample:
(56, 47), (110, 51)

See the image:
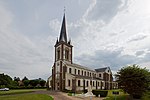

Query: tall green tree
(115, 64), (150, 99)
(22, 76), (28, 82)
(39, 80), (46, 87)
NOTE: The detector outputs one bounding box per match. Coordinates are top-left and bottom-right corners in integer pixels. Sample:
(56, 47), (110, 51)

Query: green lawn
(103, 89), (129, 100)
(0, 94), (53, 100)
(0, 89), (46, 95)
(141, 91), (150, 100)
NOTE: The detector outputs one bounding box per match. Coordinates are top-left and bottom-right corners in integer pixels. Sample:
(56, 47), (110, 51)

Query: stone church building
(47, 14), (118, 92)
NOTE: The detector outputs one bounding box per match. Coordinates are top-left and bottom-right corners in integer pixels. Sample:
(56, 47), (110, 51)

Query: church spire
(59, 13), (67, 43)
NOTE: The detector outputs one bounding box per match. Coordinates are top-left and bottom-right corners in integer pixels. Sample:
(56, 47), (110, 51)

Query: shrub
(62, 89), (74, 93)
(92, 90), (108, 97)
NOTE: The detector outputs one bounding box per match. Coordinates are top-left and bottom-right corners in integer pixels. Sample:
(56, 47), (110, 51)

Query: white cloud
(1, 0), (150, 79)
(0, 3), (52, 80)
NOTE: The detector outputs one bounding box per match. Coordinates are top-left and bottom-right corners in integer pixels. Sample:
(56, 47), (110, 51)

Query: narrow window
(82, 71), (83, 75)
(87, 81), (89, 87)
(84, 71), (86, 76)
(57, 49), (60, 60)
(65, 49), (69, 60)
(99, 74), (101, 77)
(78, 70), (80, 75)
(69, 68), (72, 74)
(68, 80), (70, 86)
(78, 80), (80, 86)
(93, 81), (94, 86)
(75, 69), (76, 74)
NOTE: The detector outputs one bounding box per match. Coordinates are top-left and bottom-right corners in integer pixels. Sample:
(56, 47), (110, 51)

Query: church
(47, 13), (118, 92)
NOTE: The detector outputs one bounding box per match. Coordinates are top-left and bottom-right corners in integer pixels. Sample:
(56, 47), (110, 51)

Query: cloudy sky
(0, 0), (150, 80)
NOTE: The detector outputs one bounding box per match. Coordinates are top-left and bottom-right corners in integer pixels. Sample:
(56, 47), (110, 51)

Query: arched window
(69, 68), (72, 74)
(65, 49), (69, 60)
(84, 71), (86, 76)
(78, 80), (80, 86)
(87, 81), (89, 87)
(99, 74), (101, 77)
(87, 72), (89, 76)
(68, 80), (70, 86)
(75, 69), (76, 74)
(78, 70), (80, 75)
(93, 81), (94, 86)
(57, 49), (60, 60)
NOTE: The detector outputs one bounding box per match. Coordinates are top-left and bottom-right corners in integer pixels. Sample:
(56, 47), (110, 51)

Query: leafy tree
(39, 80), (46, 87)
(29, 80), (39, 87)
(0, 74), (12, 86)
(0, 73), (18, 88)
(22, 76), (28, 82)
(23, 80), (30, 87)
(115, 64), (150, 99)
(14, 77), (20, 82)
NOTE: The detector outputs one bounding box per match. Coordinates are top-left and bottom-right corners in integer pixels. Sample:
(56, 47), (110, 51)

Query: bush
(92, 90), (108, 97)
(133, 94), (142, 99)
(62, 89), (74, 93)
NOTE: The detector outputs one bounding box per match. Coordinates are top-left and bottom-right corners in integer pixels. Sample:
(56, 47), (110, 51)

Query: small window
(84, 71), (86, 76)
(82, 71), (83, 75)
(65, 49), (69, 60)
(93, 81), (94, 86)
(57, 49), (60, 60)
(99, 74), (101, 77)
(68, 80), (70, 86)
(87, 72), (89, 76)
(75, 69), (76, 74)
(69, 68), (72, 74)
(90, 81), (92, 86)
(78, 70), (80, 75)
(87, 81), (89, 87)
(78, 80), (80, 86)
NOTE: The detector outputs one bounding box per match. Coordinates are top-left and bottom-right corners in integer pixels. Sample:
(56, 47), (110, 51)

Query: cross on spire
(64, 6), (66, 14)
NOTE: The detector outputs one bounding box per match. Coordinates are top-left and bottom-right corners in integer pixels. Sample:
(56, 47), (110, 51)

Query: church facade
(48, 14), (118, 92)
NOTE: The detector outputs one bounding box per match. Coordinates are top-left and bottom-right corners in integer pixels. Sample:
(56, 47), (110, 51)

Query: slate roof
(95, 67), (108, 72)
(64, 61), (95, 72)
(59, 14), (67, 43)
(71, 74), (103, 80)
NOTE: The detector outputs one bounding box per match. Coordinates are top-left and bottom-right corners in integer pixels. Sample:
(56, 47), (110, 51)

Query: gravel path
(33, 90), (104, 100)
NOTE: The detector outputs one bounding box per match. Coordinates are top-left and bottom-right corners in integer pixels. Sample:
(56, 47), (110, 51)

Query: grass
(141, 91), (150, 100)
(0, 94), (53, 100)
(103, 89), (129, 100)
(0, 89), (46, 95)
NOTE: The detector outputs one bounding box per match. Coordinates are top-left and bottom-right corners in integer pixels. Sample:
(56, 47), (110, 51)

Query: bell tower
(52, 13), (73, 91)
(54, 14), (73, 63)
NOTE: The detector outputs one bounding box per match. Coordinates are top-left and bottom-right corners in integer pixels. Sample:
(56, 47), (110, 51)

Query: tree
(22, 76), (28, 82)
(0, 73), (18, 88)
(23, 80), (30, 87)
(14, 77), (20, 82)
(115, 64), (150, 99)
(39, 80), (46, 87)
(29, 80), (39, 87)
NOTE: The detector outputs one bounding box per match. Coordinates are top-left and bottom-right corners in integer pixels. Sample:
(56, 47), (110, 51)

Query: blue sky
(0, 0), (150, 80)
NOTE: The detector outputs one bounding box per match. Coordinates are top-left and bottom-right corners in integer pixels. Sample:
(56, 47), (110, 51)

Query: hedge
(92, 90), (108, 97)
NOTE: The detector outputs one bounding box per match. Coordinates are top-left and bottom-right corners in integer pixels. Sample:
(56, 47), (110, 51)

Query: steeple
(59, 14), (67, 43)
